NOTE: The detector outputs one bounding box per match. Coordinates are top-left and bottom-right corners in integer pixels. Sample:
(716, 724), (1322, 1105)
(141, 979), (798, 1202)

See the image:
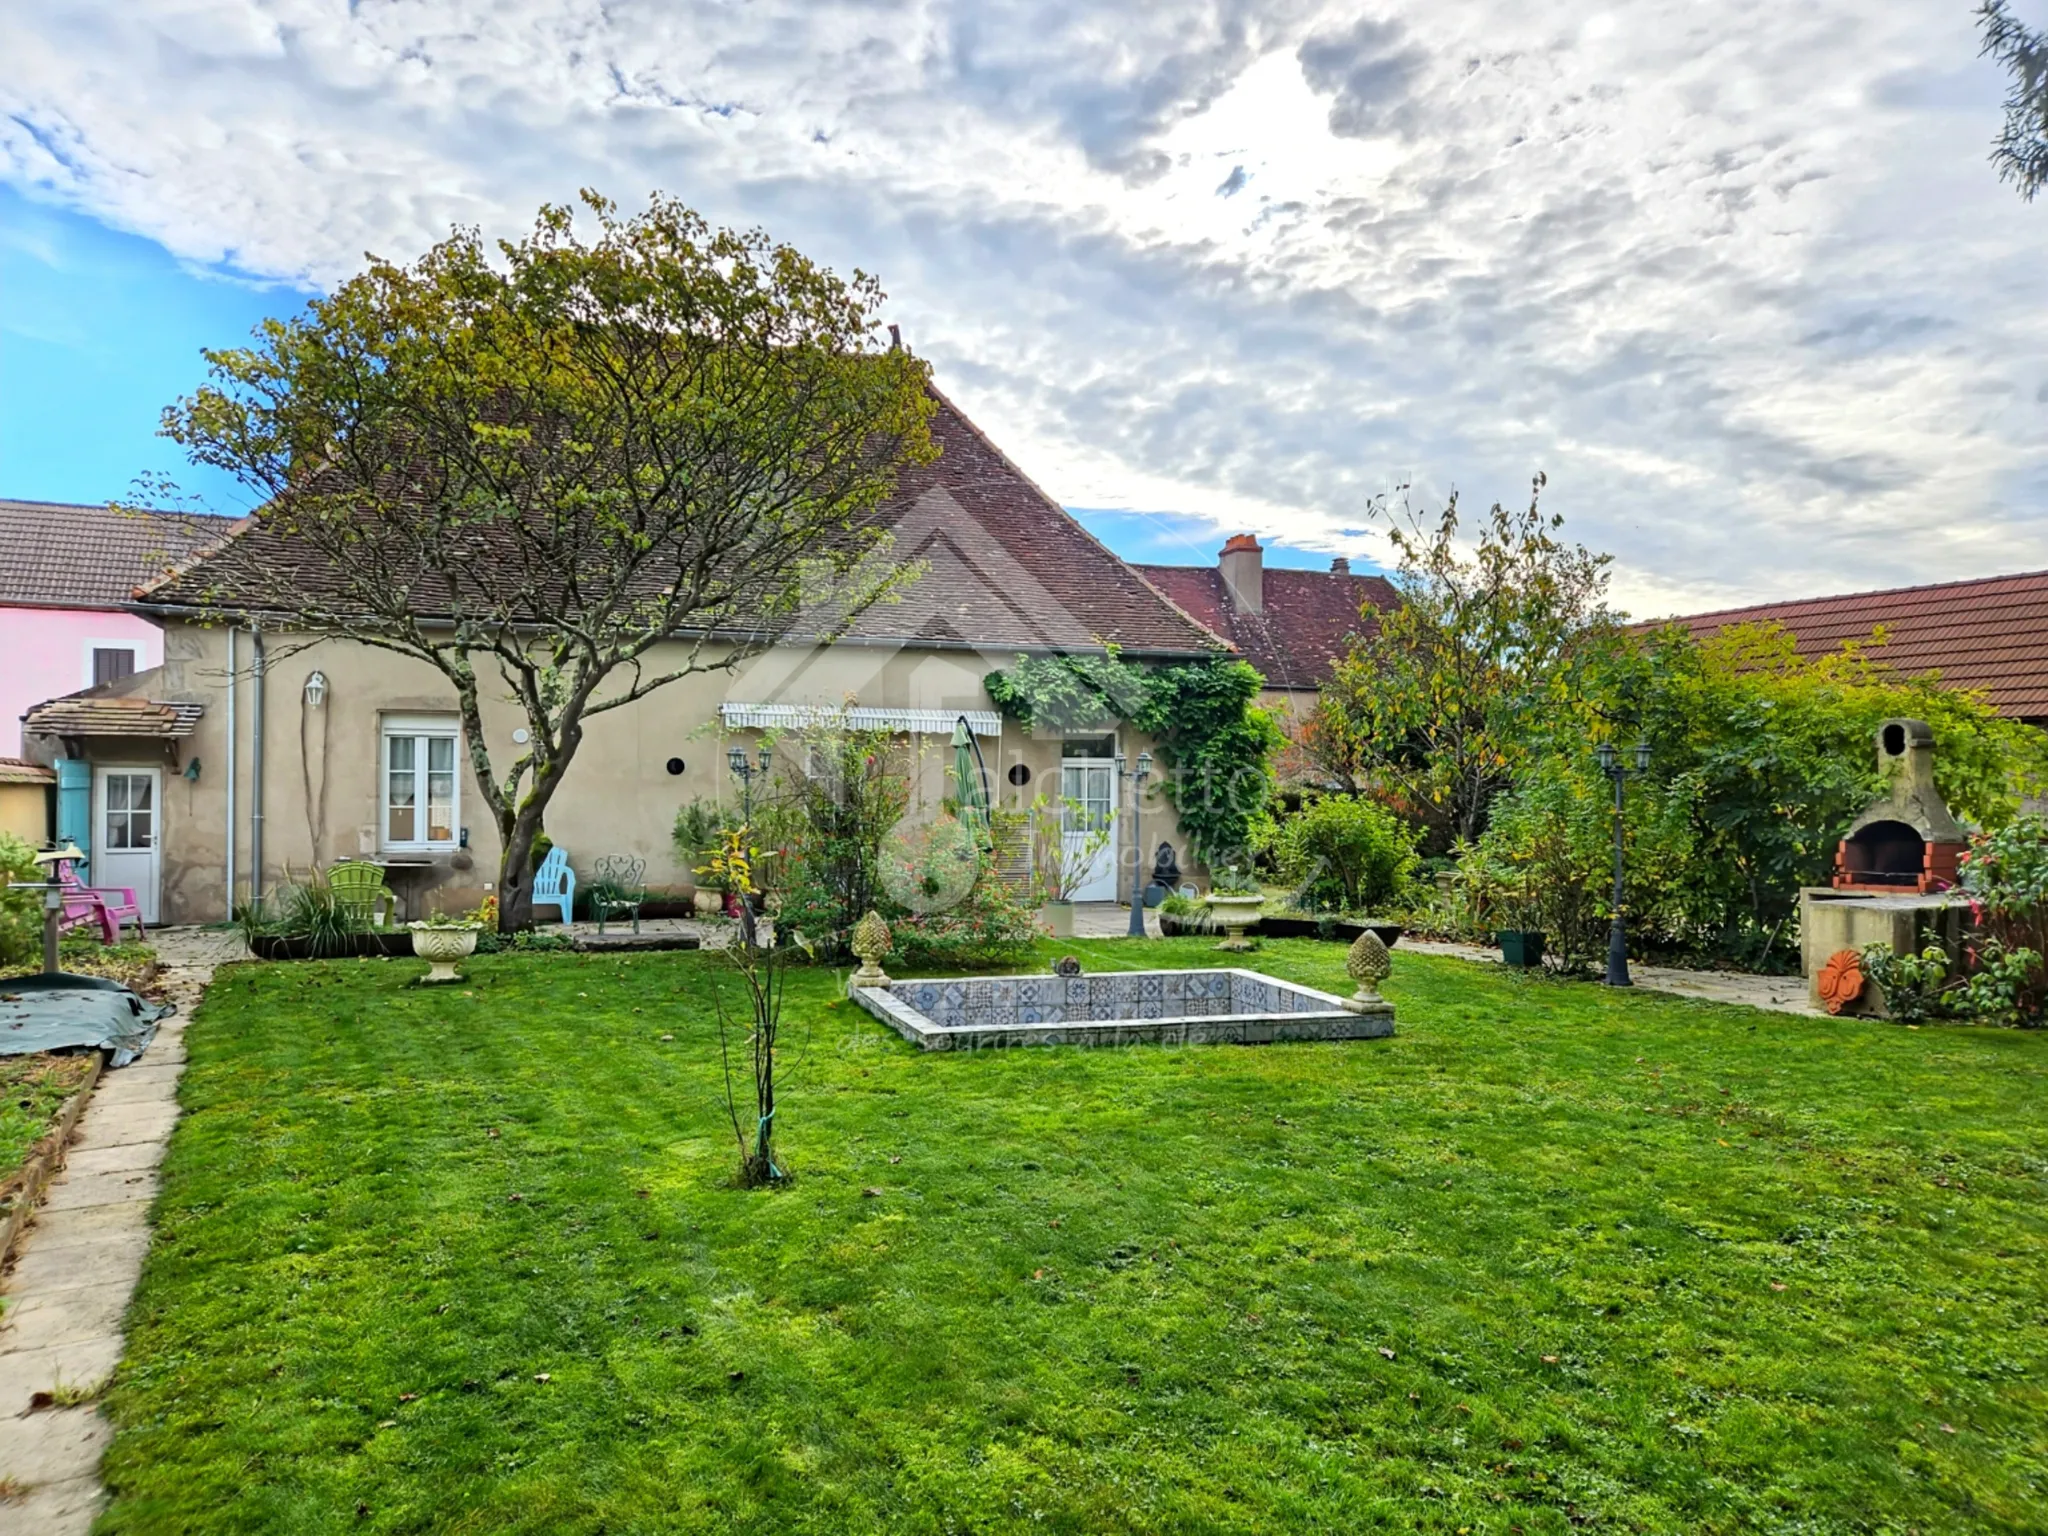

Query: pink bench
(54, 859), (145, 944)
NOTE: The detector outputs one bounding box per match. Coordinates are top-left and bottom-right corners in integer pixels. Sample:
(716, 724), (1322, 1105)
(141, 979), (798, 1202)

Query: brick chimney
(1330, 556), (1350, 575)
(1219, 534), (1263, 613)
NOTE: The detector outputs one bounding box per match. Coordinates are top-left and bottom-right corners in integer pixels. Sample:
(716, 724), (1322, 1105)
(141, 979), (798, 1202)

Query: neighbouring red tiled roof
(0, 757), (55, 785)
(0, 499), (229, 610)
(1131, 563), (1398, 692)
(138, 386), (1226, 659)
(1651, 569), (2048, 721)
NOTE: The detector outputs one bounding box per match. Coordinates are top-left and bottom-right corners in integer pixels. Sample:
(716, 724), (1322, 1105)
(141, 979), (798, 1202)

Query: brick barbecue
(1832, 719), (1968, 895)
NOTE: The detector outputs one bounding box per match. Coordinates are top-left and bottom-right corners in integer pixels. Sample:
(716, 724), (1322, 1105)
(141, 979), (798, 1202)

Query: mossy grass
(99, 940), (2047, 1533)
(0, 1052), (96, 1189)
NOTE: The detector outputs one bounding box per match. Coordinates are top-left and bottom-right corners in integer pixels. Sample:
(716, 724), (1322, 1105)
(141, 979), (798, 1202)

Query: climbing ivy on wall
(984, 654), (1282, 866)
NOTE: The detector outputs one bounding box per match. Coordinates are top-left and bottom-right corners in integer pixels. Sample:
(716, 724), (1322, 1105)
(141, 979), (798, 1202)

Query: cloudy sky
(3, 0), (2045, 617)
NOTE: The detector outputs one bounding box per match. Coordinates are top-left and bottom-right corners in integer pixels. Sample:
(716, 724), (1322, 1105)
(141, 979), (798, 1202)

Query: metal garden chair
(591, 854), (647, 936)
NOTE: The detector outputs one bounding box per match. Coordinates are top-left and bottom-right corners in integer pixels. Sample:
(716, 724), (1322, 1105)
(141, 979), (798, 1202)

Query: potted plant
(1493, 870), (1545, 969)
(1030, 794), (1111, 939)
(409, 912), (483, 984)
(1156, 892), (1214, 938)
(1202, 866), (1266, 952)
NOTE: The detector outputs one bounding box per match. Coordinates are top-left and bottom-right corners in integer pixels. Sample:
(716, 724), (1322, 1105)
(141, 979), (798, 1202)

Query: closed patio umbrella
(951, 716), (993, 851)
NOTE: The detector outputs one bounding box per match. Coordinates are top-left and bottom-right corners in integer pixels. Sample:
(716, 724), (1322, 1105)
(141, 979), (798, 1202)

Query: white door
(95, 767), (161, 924)
(1060, 760), (1119, 902)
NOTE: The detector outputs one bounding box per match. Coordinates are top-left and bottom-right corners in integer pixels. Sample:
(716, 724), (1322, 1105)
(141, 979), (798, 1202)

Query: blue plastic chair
(533, 846), (575, 924)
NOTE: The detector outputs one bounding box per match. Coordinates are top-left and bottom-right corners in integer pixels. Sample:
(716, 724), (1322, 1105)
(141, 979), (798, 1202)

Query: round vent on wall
(1007, 763), (1032, 786)
(665, 757), (686, 776)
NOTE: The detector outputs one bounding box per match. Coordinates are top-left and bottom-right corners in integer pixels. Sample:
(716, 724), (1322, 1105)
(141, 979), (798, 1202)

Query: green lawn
(1, 1053), (95, 1203)
(98, 940), (2048, 1534)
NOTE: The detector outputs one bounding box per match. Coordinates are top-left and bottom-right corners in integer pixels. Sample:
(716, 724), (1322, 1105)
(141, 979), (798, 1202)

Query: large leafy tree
(1981, 0), (2048, 199)
(1307, 476), (1615, 850)
(1473, 621), (2048, 969)
(162, 192), (935, 930)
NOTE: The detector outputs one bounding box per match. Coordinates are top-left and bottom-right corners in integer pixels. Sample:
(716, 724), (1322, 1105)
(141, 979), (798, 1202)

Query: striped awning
(717, 703), (1002, 737)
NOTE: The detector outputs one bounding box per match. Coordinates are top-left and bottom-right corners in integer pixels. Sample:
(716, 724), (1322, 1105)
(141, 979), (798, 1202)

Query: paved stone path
(0, 927), (242, 1535)
(1398, 937), (1821, 1015)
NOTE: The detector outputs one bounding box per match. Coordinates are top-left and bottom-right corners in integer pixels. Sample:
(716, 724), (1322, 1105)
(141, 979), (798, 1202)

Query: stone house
(0, 499), (220, 758)
(20, 389), (1231, 925)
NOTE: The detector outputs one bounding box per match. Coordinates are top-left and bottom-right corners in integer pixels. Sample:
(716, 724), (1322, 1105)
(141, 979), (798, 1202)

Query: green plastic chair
(590, 855), (647, 936)
(329, 861), (399, 930)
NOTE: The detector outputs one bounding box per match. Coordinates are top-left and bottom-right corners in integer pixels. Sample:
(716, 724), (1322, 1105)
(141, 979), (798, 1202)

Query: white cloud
(4, 0), (2047, 616)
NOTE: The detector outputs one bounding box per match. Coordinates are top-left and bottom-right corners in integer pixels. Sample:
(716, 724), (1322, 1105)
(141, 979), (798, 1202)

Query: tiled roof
(0, 757), (55, 785)
(139, 386), (1227, 659)
(22, 696), (205, 740)
(1651, 569), (2048, 721)
(1131, 564), (1399, 691)
(0, 499), (230, 609)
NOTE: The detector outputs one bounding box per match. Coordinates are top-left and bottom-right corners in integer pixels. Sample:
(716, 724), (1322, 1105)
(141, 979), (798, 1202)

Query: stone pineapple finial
(849, 909), (894, 989)
(1344, 928), (1392, 1014)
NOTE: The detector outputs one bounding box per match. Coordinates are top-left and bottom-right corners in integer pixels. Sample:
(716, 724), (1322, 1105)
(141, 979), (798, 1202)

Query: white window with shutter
(381, 715), (461, 851)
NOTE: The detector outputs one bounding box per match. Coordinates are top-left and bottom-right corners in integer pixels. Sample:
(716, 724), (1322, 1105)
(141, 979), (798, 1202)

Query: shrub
(1462, 759), (1693, 975)
(888, 859), (1042, 969)
(672, 799), (736, 874)
(1961, 814), (2048, 954)
(772, 727), (911, 960)
(1260, 796), (1419, 913)
(1860, 938), (2044, 1028)
(0, 832), (42, 969)
(238, 868), (366, 957)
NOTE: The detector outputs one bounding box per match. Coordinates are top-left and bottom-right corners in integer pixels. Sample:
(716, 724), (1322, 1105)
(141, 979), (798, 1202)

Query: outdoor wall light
(727, 743), (772, 818)
(304, 670), (328, 709)
(183, 758), (202, 782)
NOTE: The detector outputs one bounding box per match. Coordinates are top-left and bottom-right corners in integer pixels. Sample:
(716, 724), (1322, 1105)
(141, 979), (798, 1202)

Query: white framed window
(84, 641), (141, 688)
(381, 714), (461, 851)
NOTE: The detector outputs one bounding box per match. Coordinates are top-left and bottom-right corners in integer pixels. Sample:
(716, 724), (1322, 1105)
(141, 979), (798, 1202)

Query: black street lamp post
(1115, 750), (1153, 938)
(726, 742), (773, 822)
(1596, 738), (1652, 987)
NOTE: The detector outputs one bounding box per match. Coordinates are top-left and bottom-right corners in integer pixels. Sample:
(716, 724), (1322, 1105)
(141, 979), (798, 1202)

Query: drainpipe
(250, 625), (266, 905)
(225, 627), (237, 914)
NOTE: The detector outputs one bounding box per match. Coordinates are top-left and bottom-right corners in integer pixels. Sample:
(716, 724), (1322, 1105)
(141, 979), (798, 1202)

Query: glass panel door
(94, 768), (160, 923)
(1059, 759), (1119, 901)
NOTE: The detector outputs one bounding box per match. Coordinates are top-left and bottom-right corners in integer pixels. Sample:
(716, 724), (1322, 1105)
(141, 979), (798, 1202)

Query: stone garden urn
(409, 922), (480, 985)
(1202, 892), (1264, 952)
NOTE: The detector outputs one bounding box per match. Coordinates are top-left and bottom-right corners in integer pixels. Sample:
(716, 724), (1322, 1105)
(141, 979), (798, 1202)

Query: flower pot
(1203, 893), (1265, 952)
(1497, 929), (1546, 969)
(1041, 900), (1075, 939)
(410, 925), (479, 984)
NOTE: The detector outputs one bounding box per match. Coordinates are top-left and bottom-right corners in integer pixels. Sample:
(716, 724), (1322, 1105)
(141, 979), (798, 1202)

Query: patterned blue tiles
(852, 967), (1373, 1051)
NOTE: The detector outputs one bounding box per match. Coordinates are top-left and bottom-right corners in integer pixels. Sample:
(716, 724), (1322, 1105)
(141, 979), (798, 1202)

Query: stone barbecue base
(850, 968), (1396, 1051)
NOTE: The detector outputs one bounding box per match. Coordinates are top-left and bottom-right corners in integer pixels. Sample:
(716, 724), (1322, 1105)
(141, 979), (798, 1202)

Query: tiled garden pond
(850, 968), (1394, 1050)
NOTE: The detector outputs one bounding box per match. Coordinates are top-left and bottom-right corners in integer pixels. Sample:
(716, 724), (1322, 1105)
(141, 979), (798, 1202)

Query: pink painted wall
(0, 605), (165, 755)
